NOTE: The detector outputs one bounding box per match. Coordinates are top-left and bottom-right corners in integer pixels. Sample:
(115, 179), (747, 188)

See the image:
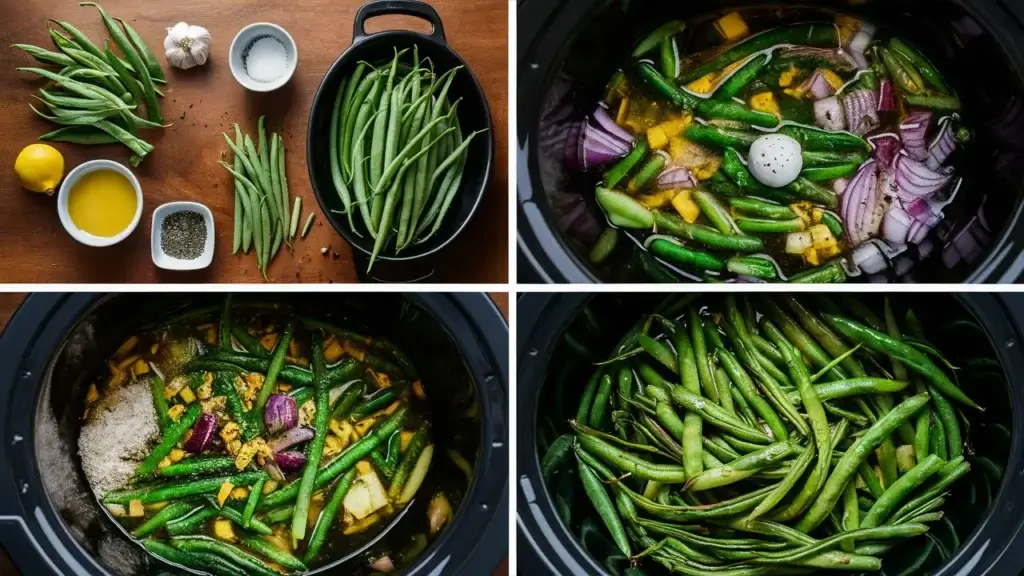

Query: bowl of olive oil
(57, 159), (143, 247)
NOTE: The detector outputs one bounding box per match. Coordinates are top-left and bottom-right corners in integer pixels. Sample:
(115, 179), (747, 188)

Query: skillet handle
(353, 0), (447, 45)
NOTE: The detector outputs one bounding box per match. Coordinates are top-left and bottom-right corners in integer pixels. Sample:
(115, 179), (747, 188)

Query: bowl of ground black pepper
(151, 202), (214, 270)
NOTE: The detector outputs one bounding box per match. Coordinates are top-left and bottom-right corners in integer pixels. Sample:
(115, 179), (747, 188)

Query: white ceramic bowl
(229, 23), (298, 92)
(151, 201), (215, 270)
(57, 159), (143, 247)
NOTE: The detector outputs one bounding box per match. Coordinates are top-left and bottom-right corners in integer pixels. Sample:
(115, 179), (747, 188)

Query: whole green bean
(171, 536), (278, 576)
(606, 140), (650, 189)
(590, 372), (615, 429)
(206, 497), (273, 536)
(134, 403), (202, 477)
(692, 190), (741, 235)
(165, 507), (218, 536)
(747, 444), (814, 520)
(796, 393), (930, 532)
(627, 154), (666, 193)
(144, 539), (247, 576)
(671, 322), (704, 479)
(131, 501), (196, 537)
(736, 217), (805, 234)
(636, 63), (779, 128)
(677, 24), (837, 83)
(685, 441), (798, 491)
(716, 347), (787, 441)
(577, 453), (632, 556)
(862, 454), (944, 528)
(687, 309), (719, 404)
(646, 238), (726, 272)
(104, 471), (267, 505)
(729, 197), (796, 220)
(303, 467), (358, 563)
(716, 53), (770, 100)
(291, 330), (331, 542)
(157, 456), (236, 478)
(577, 433), (688, 483)
(684, 123), (757, 151)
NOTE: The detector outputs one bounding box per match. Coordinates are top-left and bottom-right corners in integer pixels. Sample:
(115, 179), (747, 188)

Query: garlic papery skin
(164, 22), (211, 70)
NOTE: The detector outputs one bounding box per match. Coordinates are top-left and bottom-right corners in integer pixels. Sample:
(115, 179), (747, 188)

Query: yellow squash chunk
(383, 401), (400, 416)
(803, 247), (821, 267)
(343, 471), (389, 520)
(158, 456), (172, 469)
(169, 449), (185, 463)
(692, 155), (722, 181)
(179, 386), (196, 404)
(260, 333), (279, 351)
(201, 395), (226, 415)
(230, 486), (249, 500)
(354, 418), (376, 436)
(716, 12), (749, 41)
(131, 359), (150, 377)
(167, 404), (185, 422)
(205, 327), (216, 345)
(217, 482), (234, 507)
(672, 190), (701, 224)
(342, 340), (365, 361)
(412, 380), (425, 400)
(821, 69), (843, 91)
(810, 224), (838, 250)
(668, 136), (687, 163)
(263, 480), (279, 495)
(687, 72), (718, 94)
(324, 434), (343, 458)
(214, 519), (236, 541)
(220, 422), (240, 444)
(750, 92), (781, 118)
(86, 383), (100, 403)
(128, 499), (145, 517)
(343, 514), (380, 535)
(616, 98), (630, 126)
(276, 382), (292, 393)
(117, 354), (141, 372)
(371, 371), (391, 389)
(647, 126), (669, 150)
(323, 339), (345, 363)
(288, 339), (301, 358)
(113, 336), (138, 359)
(356, 460), (373, 475)
(779, 65), (801, 88)
(638, 189), (677, 209)
(401, 430), (415, 451)
(836, 15), (862, 46)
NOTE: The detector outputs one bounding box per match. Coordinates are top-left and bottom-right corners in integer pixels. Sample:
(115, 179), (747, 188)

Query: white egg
(748, 134), (803, 188)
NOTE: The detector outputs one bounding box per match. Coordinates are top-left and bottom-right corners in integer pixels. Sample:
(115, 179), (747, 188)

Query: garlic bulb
(164, 22), (211, 70)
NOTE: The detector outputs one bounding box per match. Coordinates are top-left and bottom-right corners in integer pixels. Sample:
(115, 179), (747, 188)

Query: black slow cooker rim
(516, 0), (1024, 284)
(516, 292), (1024, 576)
(0, 292), (508, 576)
(306, 25), (496, 264)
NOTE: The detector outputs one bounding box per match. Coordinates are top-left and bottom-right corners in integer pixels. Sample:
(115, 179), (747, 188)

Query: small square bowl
(151, 202), (215, 270)
(229, 23), (298, 92)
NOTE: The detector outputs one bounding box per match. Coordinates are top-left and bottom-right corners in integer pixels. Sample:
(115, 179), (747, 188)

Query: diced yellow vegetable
(158, 456), (172, 469)
(220, 422), (240, 443)
(750, 92), (781, 118)
(401, 430), (415, 451)
(114, 336), (138, 359)
(810, 208), (824, 224)
(638, 189), (677, 209)
(687, 72), (718, 94)
(131, 359), (150, 377)
(260, 333), (279, 351)
(324, 434), (343, 458)
(356, 460), (373, 475)
(169, 449), (185, 463)
(821, 69), (843, 91)
(288, 339), (301, 358)
(343, 513), (380, 535)
(323, 338), (345, 363)
(342, 340), (365, 361)
(128, 499), (144, 517)
(277, 382), (292, 393)
(692, 155), (722, 181)
(810, 224), (838, 250)
(167, 404), (185, 422)
(117, 354), (141, 372)
(206, 327), (216, 345)
(616, 98), (630, 126)
(412, 380), (425, 400)
(803, 247), (821, 267)
(668, 136), (686, 163)
(86, 384), (99, 403)
(230, 487), (249, 500)
(179, 387), (195, 404)
(791, 203), (812, 226)
(150, 343), (159, 355)
(647, 126), (668, 150)
(383, 401), (400, 415)
(217, 482), (234, 507)
(836, 15), (862, 46)
(214, 519), (236, 541)
(779, 65), (801, 88)
(716, 12), (749, 41)
(371, 371), (391, 389)
(354, 418), (376, 436)
(263, 480), (279, 495)
(671, 190), (701, 224)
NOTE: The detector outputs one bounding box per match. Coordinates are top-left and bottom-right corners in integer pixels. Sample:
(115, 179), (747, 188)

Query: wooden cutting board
(0, 0), (508, 283)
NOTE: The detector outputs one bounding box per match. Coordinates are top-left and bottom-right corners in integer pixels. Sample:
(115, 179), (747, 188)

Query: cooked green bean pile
(13, 2), (166, 166)
(87, 299), (450, 574)
(221, 117), (313, 280)
(548, 294), (987, 574)
(329, 47), (486, 271)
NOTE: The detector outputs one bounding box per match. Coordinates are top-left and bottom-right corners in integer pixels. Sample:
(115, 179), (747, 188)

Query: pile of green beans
(547, 294), (985, 575)
(13, 2), (166, 165)
(92, 299), (440, 575)
(221, 118), (315, 279)
(329, 47), (487, 271)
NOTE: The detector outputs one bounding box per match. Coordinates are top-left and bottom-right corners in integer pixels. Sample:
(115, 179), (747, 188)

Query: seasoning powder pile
(161, 210), (207, 260)
(245, 36), (288, 83)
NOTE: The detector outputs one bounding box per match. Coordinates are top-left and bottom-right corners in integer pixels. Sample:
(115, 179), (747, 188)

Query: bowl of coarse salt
(229, 22), (297, 92)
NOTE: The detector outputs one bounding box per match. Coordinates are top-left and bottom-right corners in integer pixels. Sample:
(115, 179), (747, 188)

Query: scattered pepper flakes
(167, 404), (185, 422)
(128, 499), (145, 517)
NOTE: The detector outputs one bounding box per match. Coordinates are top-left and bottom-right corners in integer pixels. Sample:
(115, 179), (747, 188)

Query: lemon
(15, 143), (64, 195)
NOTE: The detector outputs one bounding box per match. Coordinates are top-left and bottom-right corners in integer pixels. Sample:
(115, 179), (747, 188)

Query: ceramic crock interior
(32, 293), (481, 576)
(531, 0), (1024, 283)
(308, 33), (493, 261)
(534, 293), (1011, 574)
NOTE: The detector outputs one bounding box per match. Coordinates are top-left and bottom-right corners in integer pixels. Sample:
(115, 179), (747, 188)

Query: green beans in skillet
(557, 295), (989, 575)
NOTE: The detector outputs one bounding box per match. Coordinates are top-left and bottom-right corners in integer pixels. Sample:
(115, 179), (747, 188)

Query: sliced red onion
(848, 49), (869, 70)
(926, 119), (957, 170)
(843, 90), (880, 135)
(849, 22), (877, 53)
(263, 461), (287, 483)
(274, 451), (307, 472)
(814, 96), (846, 131)
(593, 105), (636, 144)
(852, 242), (890, 274)
(895, 152), (954, 198)
(184, 413), (217, 454)
(841, 159), (878, 244)
(869, 134), (901, 166)
(802, 69), (835, 100)
(371, 556), (396, 573)
(268, 426), (315, 453)
(878, 166), (899, 200)
(900, 111), (933, 161)
(877, 80), (895, 113)
(265, 394), (298, 435)
(563, 121), (583, 171)
(882, 202), (914, 245)
(657, 166), (695, 190)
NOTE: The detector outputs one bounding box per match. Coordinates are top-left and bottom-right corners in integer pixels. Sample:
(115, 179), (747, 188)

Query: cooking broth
(573, 6), (966, 282)
(79, 303), (467, 575)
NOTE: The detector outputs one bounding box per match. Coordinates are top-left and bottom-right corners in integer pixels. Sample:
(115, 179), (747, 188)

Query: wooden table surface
(0, 0), (508, 283)
(0, 291), (509, 575)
